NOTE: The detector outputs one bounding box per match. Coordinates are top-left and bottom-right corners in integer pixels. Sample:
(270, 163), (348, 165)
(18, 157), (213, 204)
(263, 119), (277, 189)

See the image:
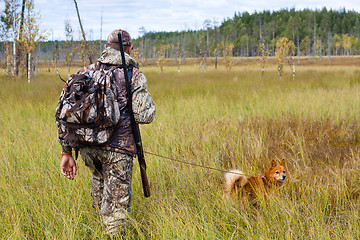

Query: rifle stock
(137, 137), (150, 197)
(134, 124), (150, 197)
(118, 32), (150, 198)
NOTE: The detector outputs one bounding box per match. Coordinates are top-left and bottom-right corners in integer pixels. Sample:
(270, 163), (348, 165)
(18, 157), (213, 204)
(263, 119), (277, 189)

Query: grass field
(0, 60), (359, 239)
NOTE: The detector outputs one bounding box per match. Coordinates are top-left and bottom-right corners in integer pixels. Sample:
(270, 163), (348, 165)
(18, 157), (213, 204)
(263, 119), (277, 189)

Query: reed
(0, 63), (359, 239)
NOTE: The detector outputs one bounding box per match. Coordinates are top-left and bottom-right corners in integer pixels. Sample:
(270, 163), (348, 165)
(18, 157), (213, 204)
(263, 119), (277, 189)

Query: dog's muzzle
(277, 176), (286, 182)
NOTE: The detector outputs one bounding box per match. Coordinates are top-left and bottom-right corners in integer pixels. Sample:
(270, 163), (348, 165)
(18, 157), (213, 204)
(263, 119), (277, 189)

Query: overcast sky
(31, 0), (360, 41)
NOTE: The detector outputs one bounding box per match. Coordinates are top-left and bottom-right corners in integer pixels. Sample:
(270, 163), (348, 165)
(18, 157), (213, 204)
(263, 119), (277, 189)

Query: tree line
(1, 3), (360, 81)
(133, 8), (360, 62)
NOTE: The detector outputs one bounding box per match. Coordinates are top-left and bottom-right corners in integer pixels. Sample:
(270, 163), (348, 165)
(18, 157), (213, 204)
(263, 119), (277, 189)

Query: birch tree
(258, 42), (269, 76)
(0, 0), (18, 78)
(22, 0), (44, 83)
(198, 35), (205, 72)
(16, 0), (25, 76)
(223, 41), (234, 71)
(64, 18), (75, 78)
(288, 40), (296, 80)
(275, 37), (290, 79)
(156, 45), (165, 73)
(0, 0), (16, 77)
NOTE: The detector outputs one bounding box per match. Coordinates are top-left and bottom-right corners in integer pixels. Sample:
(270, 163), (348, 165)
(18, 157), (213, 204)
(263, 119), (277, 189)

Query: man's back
(58, 29), (155, 238)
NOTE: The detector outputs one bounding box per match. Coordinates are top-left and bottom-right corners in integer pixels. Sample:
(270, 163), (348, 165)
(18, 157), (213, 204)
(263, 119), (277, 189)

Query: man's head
(106, 29), (133, 54)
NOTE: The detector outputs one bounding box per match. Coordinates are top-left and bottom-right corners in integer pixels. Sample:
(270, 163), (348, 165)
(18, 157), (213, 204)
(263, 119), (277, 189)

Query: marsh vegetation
(0, 59), (359, 239)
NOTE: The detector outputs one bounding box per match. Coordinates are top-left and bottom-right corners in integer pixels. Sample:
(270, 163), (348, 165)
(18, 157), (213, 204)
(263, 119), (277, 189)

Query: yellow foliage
(156, 45), (166, 73)
(258, 42), (269, 74)
(275, 37), (295, 78)
(223, 42), (234, 71)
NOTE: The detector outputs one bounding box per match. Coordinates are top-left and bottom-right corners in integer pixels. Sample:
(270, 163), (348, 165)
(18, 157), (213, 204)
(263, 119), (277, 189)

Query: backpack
(55, 64), (132, 148)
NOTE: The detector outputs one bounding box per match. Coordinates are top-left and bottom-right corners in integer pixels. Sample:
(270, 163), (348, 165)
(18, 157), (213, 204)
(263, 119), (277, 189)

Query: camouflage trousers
(80, 147), (133, 235)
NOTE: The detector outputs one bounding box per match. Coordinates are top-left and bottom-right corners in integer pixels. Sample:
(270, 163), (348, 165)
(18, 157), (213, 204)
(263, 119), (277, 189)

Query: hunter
(59, 29), (155, 237)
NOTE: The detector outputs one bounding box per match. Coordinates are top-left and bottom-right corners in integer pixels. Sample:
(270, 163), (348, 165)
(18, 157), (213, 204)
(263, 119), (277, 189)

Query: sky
(29, 0), (360, 41)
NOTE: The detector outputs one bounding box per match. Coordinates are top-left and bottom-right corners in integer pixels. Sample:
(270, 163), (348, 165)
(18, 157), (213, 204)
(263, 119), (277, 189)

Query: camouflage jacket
(60, 47), (155, 156)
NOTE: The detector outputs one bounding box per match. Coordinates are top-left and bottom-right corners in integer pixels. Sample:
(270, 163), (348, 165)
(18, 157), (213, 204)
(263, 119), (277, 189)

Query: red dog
(224, 160), (287, 202)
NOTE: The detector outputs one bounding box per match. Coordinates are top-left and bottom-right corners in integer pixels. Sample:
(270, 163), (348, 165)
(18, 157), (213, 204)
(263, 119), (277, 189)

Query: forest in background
(133, 8), (360, 60)
(1, 1), (360, 81)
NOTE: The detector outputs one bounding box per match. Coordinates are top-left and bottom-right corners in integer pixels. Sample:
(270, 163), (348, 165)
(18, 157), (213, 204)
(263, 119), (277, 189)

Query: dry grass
(0, 59), (359, 239)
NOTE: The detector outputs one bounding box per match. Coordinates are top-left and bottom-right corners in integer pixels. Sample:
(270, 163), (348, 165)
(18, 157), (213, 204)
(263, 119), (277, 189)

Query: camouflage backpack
(55, 64), (132, 148)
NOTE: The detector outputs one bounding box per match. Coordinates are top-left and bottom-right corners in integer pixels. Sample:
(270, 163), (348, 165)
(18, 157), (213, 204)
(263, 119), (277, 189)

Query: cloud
(32, 0), (360, 40)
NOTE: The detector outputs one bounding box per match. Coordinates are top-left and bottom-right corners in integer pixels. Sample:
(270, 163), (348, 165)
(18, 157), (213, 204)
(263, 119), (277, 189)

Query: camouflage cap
(107, 29), (132, 50)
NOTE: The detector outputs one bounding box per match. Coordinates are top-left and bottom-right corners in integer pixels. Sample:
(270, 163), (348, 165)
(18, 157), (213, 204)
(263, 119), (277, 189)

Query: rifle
(118, 32), (151, 198)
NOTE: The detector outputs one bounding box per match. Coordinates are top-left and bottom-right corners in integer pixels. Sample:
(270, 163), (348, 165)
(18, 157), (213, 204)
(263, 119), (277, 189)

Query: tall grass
(0, 64), (359, 239)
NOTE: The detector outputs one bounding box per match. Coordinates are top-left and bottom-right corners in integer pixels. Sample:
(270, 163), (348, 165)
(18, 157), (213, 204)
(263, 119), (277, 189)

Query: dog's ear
(270, 160), (276, 168)
(280, 159), (286, 166)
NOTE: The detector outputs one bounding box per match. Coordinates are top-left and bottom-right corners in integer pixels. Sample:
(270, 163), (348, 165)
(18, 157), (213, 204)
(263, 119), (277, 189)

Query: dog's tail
(224, 170), (247, 196)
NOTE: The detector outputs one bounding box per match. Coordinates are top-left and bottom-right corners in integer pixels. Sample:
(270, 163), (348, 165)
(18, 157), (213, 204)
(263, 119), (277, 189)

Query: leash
(144, 150), (243, 176)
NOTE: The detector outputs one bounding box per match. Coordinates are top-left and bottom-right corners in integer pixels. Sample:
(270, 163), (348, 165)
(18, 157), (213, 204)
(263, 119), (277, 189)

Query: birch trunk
(328, 32), (331, 64)
(27, 52), (31, 84)
(13, 2), (16, 77)
(292, 55), (295, 80)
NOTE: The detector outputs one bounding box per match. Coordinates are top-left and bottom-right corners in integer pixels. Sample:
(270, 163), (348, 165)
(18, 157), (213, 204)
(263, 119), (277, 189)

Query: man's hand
(60, 155), (77, 180)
